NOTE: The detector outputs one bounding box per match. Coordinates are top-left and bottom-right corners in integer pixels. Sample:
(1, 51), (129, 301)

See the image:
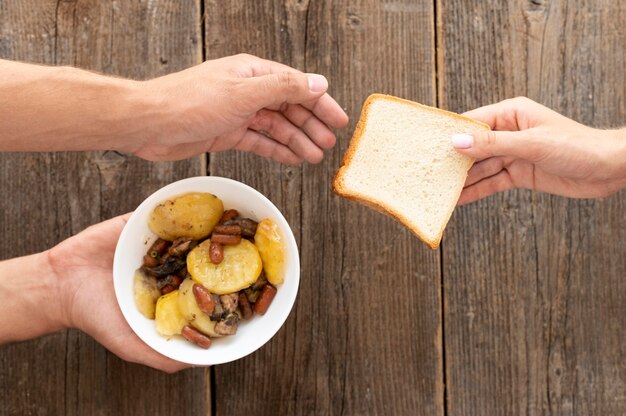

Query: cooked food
(254, 219), (285, 285)
(177, 278), (222, 338)
(133, 269), (160, 319)
(333, 94), (490, 249)
(149, 192), (223, 240)
(136, 193), (284, 349)
(155, 290), (188, 336)
(187, 239), (262, 294)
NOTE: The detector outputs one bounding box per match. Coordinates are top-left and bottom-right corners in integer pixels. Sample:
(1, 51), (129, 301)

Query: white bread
(333, 94), (490, 249)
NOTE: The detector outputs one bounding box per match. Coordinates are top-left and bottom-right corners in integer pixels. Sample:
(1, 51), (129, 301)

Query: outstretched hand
(130, 54), (349, 163)
(452, 97), (626, 204)
(48, 215), (189, 373)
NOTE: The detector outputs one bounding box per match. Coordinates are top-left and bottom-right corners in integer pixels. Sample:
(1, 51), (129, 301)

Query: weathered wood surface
(439, 0), (626, 415)
(0, 1), (206, 415)
(205, 1), (441, 415)
(1, 0), (624, 415)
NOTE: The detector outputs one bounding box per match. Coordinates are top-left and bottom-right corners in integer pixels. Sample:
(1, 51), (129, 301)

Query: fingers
(248, 109), (324, 163)
(465, 157), (513, 187)
(255, 56), (349, 127)
(304, 94), (350, 129)
(457, 170), (516, 205)
(112, 329), (192, 373)
(242, 71), (328, 110)
(462, 96), (545, 130)
(239, 54), (348, 128)
(278, 104), (337, 149)
(234, 129), (304, 165)
(452, 129), (549, 162)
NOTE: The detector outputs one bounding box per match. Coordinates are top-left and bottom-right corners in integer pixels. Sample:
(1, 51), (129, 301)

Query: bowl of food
(113, 176), (300, 365)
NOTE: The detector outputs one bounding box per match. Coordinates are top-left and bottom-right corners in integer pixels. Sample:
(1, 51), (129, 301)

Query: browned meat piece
(214, 313), (240, 336)
(211, 234), (242, 245)
(218, 209), (238, 224)
(209, 241), (224, 264)
(157, 275), (182, 295)
(142, 254), (159, 268)
(238, 292), (253, 320)
(182, 326), (212, 349)
(212, 224), (242, 235)
(168, 237), (194, 257)
(144, 256), (186, 278)
(210, 294), (225, 321)
(250, 272), (268, 291)
(148, 238), (170, 258)
(192, 284), (215, 315)
(253, 285), (277, 315)
(219, 293), (239, 313)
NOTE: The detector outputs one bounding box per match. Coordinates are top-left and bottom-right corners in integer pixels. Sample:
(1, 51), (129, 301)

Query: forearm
(0, 251), (67, 344)
(0, 60), (155, 153)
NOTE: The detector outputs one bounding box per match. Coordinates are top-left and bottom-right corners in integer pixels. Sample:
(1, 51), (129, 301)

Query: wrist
(0, 251), (68, 344)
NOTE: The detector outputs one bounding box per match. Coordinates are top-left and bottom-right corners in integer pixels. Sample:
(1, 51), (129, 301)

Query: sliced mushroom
(214, 313), (240, 336)
(219, 293), (239, 314)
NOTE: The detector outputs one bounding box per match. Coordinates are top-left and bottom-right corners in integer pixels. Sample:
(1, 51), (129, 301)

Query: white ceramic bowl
(113, 176), (300, 365)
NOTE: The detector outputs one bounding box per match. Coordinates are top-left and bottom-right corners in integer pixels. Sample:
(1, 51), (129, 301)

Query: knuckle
(275, 72), (296, 91)
(236, 53), (253, 61)
(484, 131), (498, 147)
(278, 101), (290, 114)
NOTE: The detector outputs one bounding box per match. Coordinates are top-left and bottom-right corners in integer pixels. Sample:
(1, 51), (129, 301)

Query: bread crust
(333, 93), (490, 249)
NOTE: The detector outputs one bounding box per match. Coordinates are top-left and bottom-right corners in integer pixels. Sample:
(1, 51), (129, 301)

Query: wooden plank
(439, 0), (626, 414)
(0, 1), (207, 415)
(204, 1), (442, 415)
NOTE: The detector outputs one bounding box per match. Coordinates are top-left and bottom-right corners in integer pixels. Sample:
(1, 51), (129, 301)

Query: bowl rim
(113, 175), (300, 365)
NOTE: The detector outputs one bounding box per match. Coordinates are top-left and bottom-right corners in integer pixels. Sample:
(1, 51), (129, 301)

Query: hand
(128, 54), (349, 163)
(452, 97), (626, 204)
(47, 215), (189, 373)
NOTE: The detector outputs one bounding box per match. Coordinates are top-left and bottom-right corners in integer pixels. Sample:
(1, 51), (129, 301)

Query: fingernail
(307, 74), (328, 93)
(452, 133), (473, 149)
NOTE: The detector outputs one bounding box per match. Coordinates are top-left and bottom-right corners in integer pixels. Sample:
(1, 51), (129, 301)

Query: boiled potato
(187, 239), (262, 294)
(149, 192), (223, 241)
(177, 278), (222, 338)
(133, 269), (160, 319)
(254, 219), (286, 285)
(155, 290), (188, 336)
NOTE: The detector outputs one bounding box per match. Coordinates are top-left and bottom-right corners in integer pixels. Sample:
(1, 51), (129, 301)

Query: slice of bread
(333, 94), (490, 249)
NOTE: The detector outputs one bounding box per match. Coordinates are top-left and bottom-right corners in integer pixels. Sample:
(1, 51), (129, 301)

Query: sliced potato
(155, 290), (188, 336)
(187, 239), (262, 294)
(133, 269), (160, 319)
(149, 192), (224, 241)
(177, 278), (222, 338)
(254, 219), (286, 285)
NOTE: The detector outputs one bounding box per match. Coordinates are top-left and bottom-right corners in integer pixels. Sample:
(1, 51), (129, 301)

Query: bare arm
(0, 55), (349, 163)
(0, 60), (147, 153)
(0, 215), (188, 372)
(452, 97), (626, 203)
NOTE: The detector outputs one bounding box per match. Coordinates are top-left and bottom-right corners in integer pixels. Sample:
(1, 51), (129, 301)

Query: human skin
(0, 53), (350, 371)
(0, 215), (189, 372)
(452, 97), (626, 204)
(0, 54), (349, 164)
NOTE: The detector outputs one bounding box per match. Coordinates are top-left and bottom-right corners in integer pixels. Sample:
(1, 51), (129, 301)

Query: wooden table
(1, 1), (624, 415)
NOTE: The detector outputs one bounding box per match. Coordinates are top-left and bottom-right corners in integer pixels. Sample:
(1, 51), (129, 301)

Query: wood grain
(2, 0), (623, 414)
(439, 0), (626, 414)
(204, 1), (442, 415)
(0, 1), (205, 415)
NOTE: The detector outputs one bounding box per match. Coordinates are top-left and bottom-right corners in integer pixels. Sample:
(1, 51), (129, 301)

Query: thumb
(451, 129), (545, 161)
(240, 72), (328, 111)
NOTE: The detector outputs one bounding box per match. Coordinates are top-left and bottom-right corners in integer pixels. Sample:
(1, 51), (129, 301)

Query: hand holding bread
(453, 97), (626, 204)
(334, 95), (626, 249)
(334, 94), (489, 249)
